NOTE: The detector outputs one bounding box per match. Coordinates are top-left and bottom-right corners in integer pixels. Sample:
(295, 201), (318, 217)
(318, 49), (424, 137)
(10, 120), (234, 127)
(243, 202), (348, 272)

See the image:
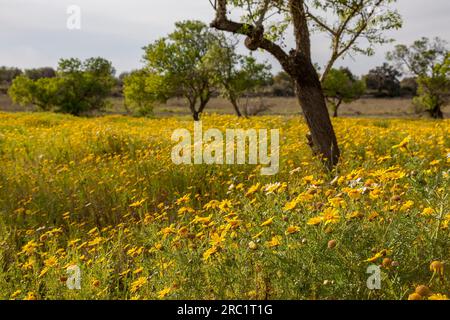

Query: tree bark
(333, 100), (342, 118)
(293, 59), (340, 169)
(192, 111), (200, 121)
(229, 95), (242, 117)
(429, 104), (444, 119)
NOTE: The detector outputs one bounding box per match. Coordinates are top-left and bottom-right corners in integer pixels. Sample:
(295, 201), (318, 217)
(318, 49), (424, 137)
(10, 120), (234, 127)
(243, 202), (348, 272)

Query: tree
(413, 54), (449, 119)
(323, 68), (366, 117)
(272, 71), (295, 97)
(9, 57), (116, 116)
(143, 21), (219, 121)
(400, 77), (418, 97)
(209, 0), (402, 169)
(205, 39), (272, 117)
(387, 37), (449, 118)
(123, 70), (170, 116)
(8, 75), (60, 110)
(365, 63), (402, 97)
(24, 67), (56, 80)
(0, 67), (22, 93)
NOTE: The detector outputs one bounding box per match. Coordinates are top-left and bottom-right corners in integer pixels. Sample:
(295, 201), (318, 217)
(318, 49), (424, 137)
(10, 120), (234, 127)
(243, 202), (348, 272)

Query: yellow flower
(10, 290), (22, 299)
(430, 261), (444, 276)
(129, 198), (147, 208)
(20, 240), (39, 256)
(88, 236), (103, 247)
(175, 194), (190, 205)
(252, 231), (264, 239)
(421, 207), (435, 216)
(130, 277), (147, 293)
(400, 200), (414, 212)
(44, 256), (58, 268)
(260, 217), (274, 227)
(428, 294), (449, 300)
(322, 208), (340, 225)
(24, 292), (37, 300)
(307, 216), (323, 226)
(408, 293), (422, 300)
(286, 226), (300, 235)
(283, 199), (299, 212)
(365, 250), (388, 263)
(392, 136), (410, 150)
(266, 236), (282, 248)
(245, 183), (260, 197)
(158, 287), (172, 299)
(133, 267), (144, 275)
(203, 246), (218, 261)
(92, 279), (100, 288)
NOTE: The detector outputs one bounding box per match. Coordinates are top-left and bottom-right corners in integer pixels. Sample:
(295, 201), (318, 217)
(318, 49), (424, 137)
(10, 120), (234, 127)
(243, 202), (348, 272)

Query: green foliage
(388, 37), (449, 118)
(24, 67), (56, 80)
(123, 70), (170, 117)
(225, 0), (402, 77)
(413, 54), (450, 118)
(0, 66), (23, 85)
(143, 20), (220, 120)
(204, 40), (272, 115)
(323, 68), (366, 117)
(365, 63), (401, 97)
(8, 58), (115, 116)
(272, 71), (295, 97)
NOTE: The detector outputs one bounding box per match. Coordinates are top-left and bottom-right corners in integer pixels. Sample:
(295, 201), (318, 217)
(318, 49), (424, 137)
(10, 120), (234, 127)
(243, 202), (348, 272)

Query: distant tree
(8, 75), (60, 110)
(400, 77), (418, 97)
(123, 70), (170, 116)
(9, 57), (116, 116)
(0, 67), (22, 90)
(387, 37), (449, 118)
(365, 63), (402, 97)
(322, 68), (366, 117)
(205, 39), (272, 117)
(24, 67), (56, 80)
(272, 71), (295, 97)
(143, 20), (219, 121)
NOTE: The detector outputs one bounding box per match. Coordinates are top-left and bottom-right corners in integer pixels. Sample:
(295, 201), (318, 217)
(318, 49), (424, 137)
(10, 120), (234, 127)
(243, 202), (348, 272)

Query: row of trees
(2, 34), (447, 120)
(8, 58), (115, 115)
(123, 21), (273, 119)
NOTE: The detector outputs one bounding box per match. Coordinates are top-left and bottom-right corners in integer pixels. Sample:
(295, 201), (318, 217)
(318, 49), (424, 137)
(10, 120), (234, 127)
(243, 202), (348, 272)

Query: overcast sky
(1, 0), (449, 76)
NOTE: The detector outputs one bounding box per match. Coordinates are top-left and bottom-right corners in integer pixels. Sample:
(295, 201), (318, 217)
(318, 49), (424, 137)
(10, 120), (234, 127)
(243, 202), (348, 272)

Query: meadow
(0, 112), (449, 300)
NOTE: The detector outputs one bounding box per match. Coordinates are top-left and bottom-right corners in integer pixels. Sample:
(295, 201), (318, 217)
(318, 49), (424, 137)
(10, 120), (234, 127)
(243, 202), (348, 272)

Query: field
(0, 112), (449, 300)
(2, 93), (450, 118)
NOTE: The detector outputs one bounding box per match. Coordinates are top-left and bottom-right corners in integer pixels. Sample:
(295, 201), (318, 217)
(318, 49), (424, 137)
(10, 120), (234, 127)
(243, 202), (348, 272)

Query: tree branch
(211, 0), (292, 73)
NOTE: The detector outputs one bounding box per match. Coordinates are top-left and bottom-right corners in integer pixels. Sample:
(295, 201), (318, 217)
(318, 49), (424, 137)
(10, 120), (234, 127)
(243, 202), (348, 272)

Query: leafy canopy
(217, 0), (402, 79)
(8, 57), (116, 116)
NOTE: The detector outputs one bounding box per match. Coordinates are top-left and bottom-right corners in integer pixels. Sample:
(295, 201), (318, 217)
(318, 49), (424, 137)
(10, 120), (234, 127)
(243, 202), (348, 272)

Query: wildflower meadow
(0, 112), (448, 300)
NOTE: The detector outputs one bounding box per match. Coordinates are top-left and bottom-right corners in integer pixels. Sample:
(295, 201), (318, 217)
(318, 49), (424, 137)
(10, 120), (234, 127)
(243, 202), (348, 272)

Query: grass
(0, 112), (449, 300)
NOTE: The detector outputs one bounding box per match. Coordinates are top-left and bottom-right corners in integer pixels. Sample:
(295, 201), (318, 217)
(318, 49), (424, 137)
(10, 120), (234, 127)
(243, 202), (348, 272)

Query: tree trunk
(429, 104), (444, 119)
(293, 61), (340, 169)
(229, 95), (242, 117)
(192, 110), (200, 121)
(333, 100), (342, 118)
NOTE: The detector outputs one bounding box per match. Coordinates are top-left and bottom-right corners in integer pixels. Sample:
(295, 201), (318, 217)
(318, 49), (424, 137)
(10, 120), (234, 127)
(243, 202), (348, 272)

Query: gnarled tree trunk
(292, 60), (340, 168)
